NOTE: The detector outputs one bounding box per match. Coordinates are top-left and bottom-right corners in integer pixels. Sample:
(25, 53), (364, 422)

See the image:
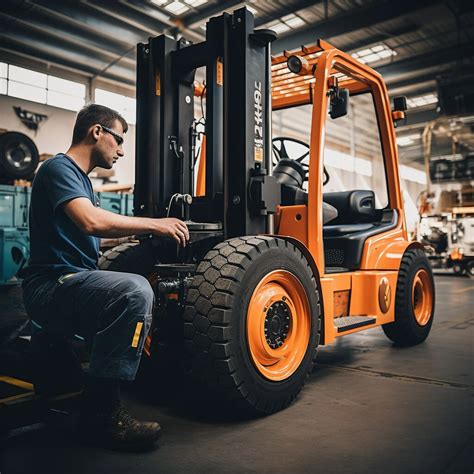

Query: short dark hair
(72, 103), (128, 145)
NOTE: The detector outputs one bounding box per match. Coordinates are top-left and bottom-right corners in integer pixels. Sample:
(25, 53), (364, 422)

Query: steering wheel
(272, 136), (329, 185)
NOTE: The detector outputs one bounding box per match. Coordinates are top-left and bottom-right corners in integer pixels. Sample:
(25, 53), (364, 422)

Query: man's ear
(91, 124), (101, 142)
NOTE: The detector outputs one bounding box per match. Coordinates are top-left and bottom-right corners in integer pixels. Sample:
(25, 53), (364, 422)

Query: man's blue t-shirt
(25, 153), (100, 277)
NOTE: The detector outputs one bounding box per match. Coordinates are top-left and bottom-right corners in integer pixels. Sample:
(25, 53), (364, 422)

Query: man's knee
(121, 274), (154, 311)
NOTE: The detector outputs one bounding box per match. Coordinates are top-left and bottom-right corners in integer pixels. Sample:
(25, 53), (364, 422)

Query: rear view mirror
(392, 96), (408, 126)
(329, 88), (349, 119)
(393, 96), (407, 111)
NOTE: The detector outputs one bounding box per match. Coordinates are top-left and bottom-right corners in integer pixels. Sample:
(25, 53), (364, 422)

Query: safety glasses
(99, 124), (124, 146)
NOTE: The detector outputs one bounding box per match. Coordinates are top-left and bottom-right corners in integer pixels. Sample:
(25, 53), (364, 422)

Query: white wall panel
(0, 95), (136, 186)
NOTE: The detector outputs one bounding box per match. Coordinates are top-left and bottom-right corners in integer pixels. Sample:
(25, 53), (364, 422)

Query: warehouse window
(9, 65), (48, 104)
(0, 62), (86, 111)
(47, 76), (86, 111)
(95, 88), (136, 125)
(1, 62), (9, 95)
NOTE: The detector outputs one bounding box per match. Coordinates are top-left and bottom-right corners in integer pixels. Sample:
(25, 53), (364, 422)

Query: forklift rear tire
(382, 248), (435, 346)
(98, 240), (157, 277)
(183, 236), (321, 416)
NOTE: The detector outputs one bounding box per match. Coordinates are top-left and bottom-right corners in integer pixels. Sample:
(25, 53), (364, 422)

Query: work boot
(77, 400), (161, 451)
(77, 376), (161, 451)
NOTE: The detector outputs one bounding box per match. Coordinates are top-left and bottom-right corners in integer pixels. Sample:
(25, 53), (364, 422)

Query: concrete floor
(0, 273), (472, 474)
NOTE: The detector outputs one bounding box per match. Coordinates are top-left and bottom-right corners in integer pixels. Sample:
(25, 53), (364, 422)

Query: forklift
(96, 6), (436, 416)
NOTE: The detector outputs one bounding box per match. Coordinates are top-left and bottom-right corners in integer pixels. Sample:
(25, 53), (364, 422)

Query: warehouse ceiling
(0, 0), (473, 164)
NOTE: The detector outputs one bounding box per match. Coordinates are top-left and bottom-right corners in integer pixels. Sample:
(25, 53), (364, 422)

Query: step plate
(334, 316), (376, 333)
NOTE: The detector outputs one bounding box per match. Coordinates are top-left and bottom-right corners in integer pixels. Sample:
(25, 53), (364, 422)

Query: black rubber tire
(382, 248), (435, 346)
(183, 236), (321, 416)
(98, 240), (158, 275)
(467, 260), (474, 277)
(0, 132), (39, 180)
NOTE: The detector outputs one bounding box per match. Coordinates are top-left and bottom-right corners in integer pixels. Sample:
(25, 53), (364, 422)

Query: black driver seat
(322, 190), (398, 269)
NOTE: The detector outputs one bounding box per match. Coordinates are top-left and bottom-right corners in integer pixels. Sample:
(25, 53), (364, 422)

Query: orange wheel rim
(412, 269), (433, 326)
(246, 270), (311, 381)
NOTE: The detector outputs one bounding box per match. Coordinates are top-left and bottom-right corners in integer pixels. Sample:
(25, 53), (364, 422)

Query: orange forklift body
(270, 40), (422, 344)
(193, 39), (424, 345)
(126, 8), (436, 414)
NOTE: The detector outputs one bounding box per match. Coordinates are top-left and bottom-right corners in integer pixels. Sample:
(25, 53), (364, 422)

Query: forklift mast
(134, 7), (279, 239)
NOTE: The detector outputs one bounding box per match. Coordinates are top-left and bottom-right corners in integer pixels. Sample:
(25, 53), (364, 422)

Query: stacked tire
(0, 132), (39, 180)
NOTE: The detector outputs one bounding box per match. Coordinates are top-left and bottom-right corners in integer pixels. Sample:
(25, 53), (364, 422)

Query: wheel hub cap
(6, 143), (32, 169)
(264, 300), (291, 349)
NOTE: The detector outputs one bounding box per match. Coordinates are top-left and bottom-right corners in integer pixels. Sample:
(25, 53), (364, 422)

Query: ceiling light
(270, 21), (291, 34)
(361, 54), (381, 64)
(355, 48), (372, 57)
(285, 17), (305, 28)
(397, 137), (415, 147)
(151, 0), (168, 5)
(165, 1), (190, 14)
(281, 14), (305, 28)
(397, 134), (420, 147)
(377, 49), (393, 59)
(185, 0), (208, 6)
(406, 93), (438, 109)
(352, 43), (397, 65)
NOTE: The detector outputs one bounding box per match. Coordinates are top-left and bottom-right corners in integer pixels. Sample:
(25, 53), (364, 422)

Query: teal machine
(0, 186), (134, 285)
(0, 185), (30, 286)
(96, 192), (134, 216)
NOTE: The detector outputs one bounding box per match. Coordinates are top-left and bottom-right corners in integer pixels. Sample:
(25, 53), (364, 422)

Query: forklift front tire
(382, 248), (435, 346)
(183, 236), (321, 416)
(467, 260), (474, 277)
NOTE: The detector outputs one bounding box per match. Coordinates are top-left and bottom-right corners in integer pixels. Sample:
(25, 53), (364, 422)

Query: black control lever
(169, 136), (185, 193)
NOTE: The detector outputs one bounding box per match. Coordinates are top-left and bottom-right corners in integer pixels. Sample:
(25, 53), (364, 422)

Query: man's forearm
(63, 197), (188, 245)
(88, 207), (155, 238)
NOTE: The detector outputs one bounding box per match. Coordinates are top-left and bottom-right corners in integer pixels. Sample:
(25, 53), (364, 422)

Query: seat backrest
(322, 201), (338, 224)
(323, 190), (378, 225)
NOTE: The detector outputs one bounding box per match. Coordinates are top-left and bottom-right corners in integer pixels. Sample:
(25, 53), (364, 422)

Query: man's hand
(153, 218), (189, 247)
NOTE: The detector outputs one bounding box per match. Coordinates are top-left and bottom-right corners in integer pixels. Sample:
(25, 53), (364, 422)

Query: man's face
(92, 119), (125, 169)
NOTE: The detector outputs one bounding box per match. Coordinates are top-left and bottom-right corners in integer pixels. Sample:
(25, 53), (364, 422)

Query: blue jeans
(22, 270), (154, 381)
